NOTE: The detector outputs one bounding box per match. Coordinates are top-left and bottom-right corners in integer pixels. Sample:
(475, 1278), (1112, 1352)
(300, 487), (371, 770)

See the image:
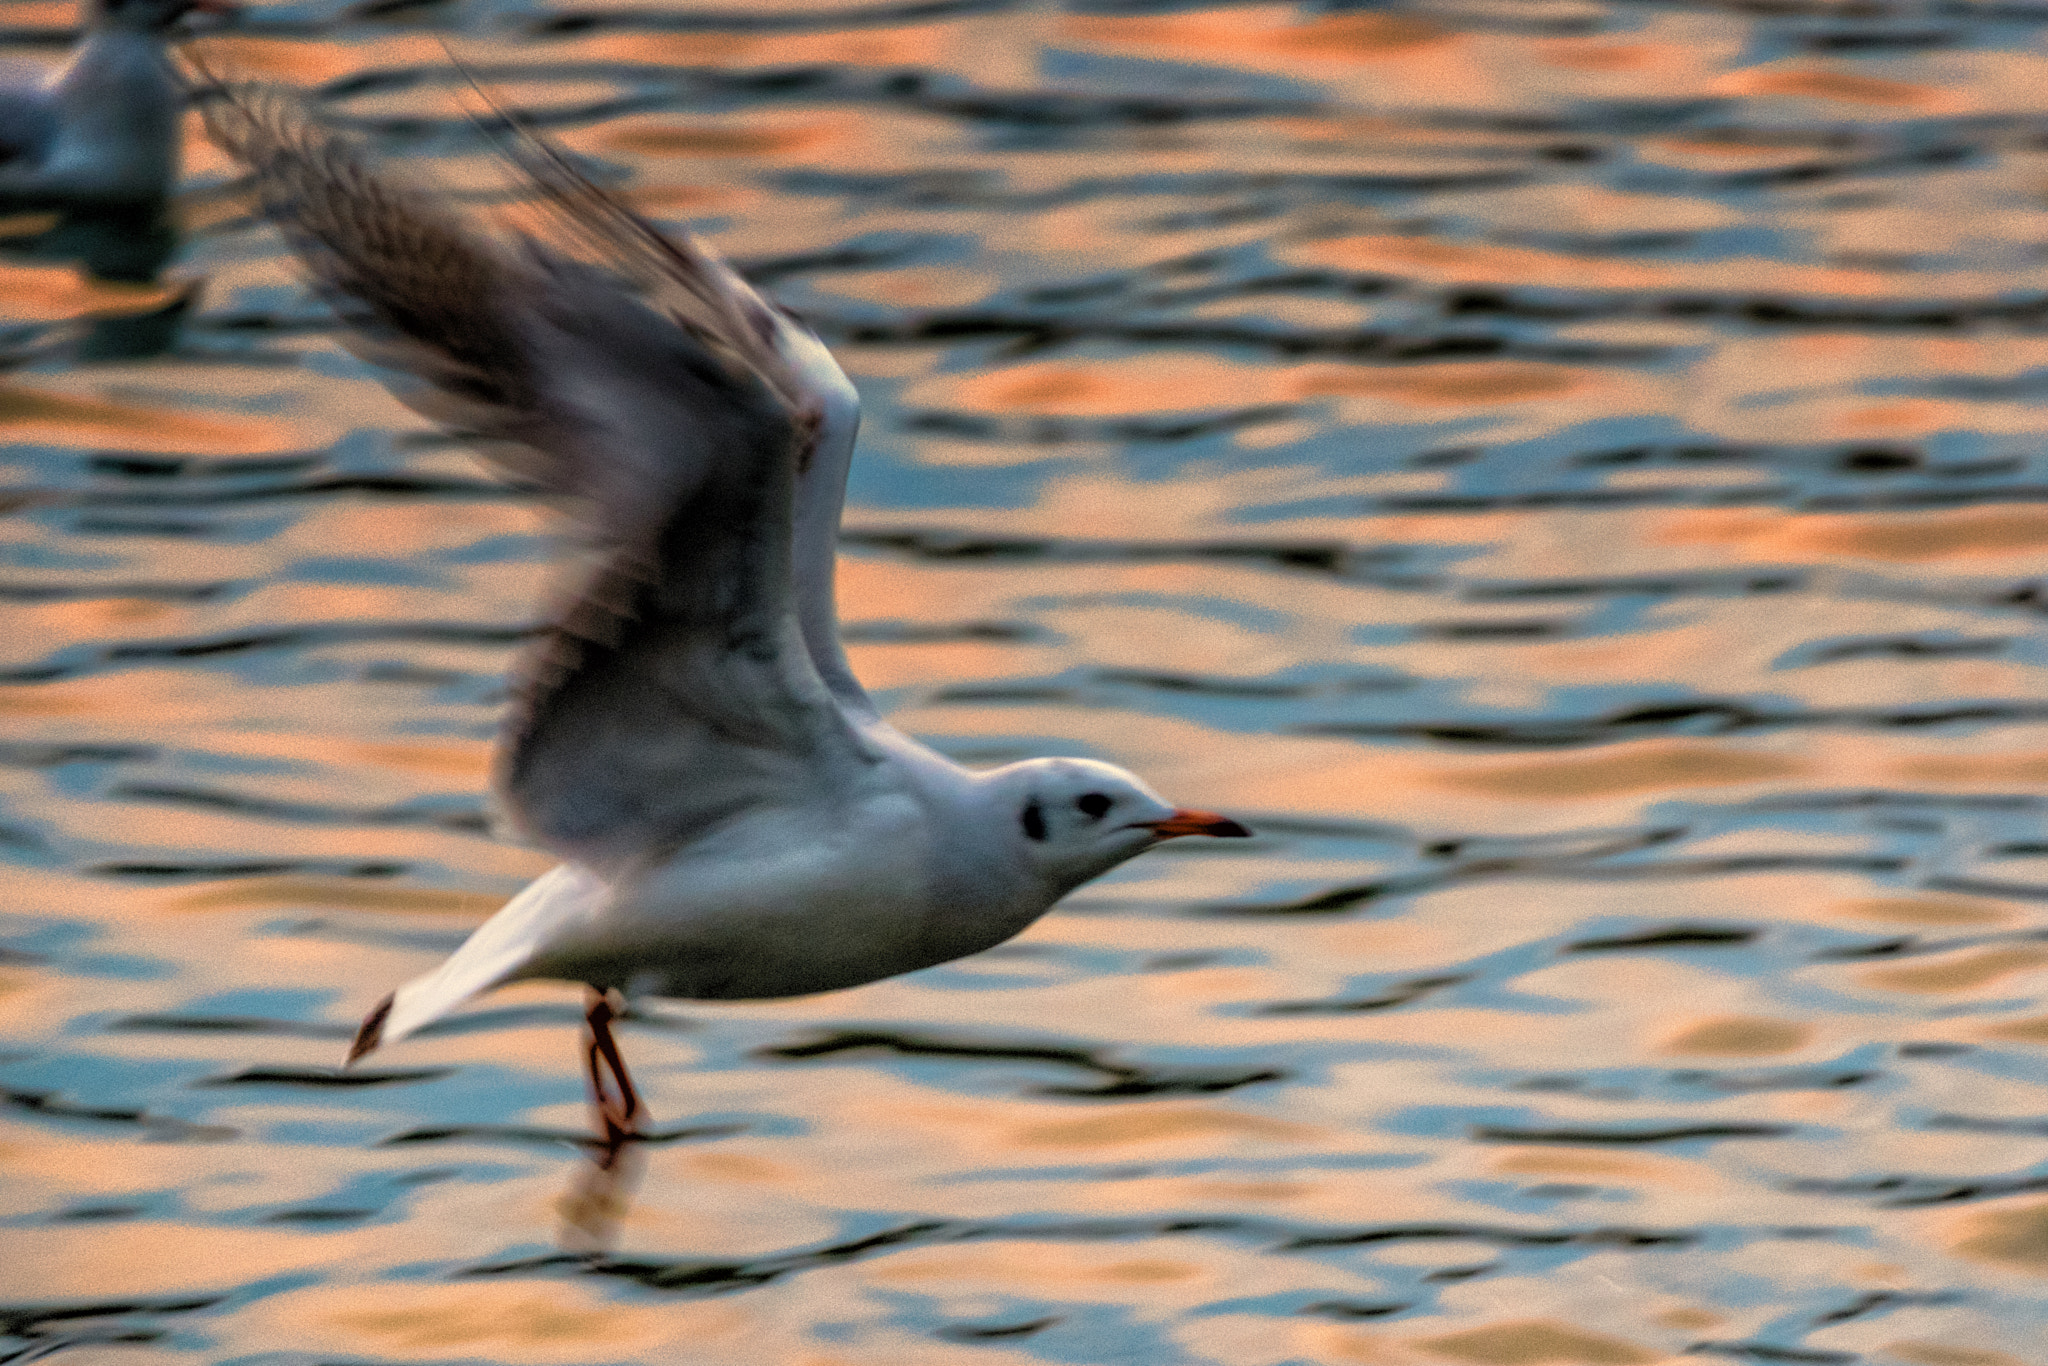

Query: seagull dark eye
(1021, 799), (1047, 842)
(1076, 793), (1112, 821)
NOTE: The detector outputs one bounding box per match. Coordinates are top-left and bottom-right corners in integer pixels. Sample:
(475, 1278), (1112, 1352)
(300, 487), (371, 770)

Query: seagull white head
(986, 756), (1251, 893)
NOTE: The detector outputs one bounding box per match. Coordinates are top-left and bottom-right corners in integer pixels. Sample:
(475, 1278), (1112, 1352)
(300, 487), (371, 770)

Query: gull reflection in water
(556, 989), (649, 1251)
(555, 1139), (646, 1252)
(0, 201), (193, 359)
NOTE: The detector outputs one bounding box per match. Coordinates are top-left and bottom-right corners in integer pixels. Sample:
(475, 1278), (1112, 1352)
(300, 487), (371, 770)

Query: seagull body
(205, 90), (1248, 1154)
(0, 0), (224, 210)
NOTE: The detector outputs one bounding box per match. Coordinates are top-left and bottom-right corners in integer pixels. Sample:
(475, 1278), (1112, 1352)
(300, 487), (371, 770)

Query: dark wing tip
(346, 992), (394, 1067)
(198, 78), (541, 449)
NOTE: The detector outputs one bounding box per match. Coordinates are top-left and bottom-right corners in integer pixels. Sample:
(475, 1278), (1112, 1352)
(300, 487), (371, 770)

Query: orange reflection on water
(1425, 740), (1809, 801)
(1412, 1318), (1660, 1365)
(0, 1122), (229, 1209)
(1880, 1344), (2026, 1366)
(1978, 1014), (2048, 1045)
(923, 352), (1612, 417)
(1065, 8), (1451, 63)
(0, 382), (289, 454)
(1859, 947), (2048, 996)
(872, 1241), (1205, 1291)
(1720, 64), (1950, 109)
(168, 877), (508, 915)
(1833, 896), (2017, 927)
(541, 21), (978, 73)
(3, 1), (77, 26)
(1659, 1015), (1813, 1056)
(1301, 361), (1593, 408)
(8, 597), (193, 656)
(1894, 751), (2048, 785)
(0, 264), (178, 322)
(1537, 40), (1664, 72)
(195, 33), (450, 86)
(0, 667), (201, 721)
(1293, 233), (1673, 292)
(247, 1281), (751, 1362)
(593, 112), (856, 162)
(1013, 1101), (1319, 1148)
(923, 354), (1280, 417)
(1945, 1198), (2048, 1275)
(812, 265), (994, 309)
(1657, 506), (2048, 562)
(1290, 232), (2048, 303)
(1490, 1147), (1721, 1194)
(9, 1220), (383, 1299)
(1835, 399), (1971, 439)
(349, 739), (495, 779)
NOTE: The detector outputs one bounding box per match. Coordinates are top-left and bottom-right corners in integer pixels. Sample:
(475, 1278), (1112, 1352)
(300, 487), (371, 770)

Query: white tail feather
(348, 862), (607, 1062)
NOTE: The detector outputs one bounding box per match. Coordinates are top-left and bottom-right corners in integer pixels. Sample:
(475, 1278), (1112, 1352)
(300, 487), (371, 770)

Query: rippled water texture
(7, 0), (2048, 1359)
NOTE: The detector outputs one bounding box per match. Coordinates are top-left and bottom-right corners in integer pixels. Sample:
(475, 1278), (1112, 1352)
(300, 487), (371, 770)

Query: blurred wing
(774, 314), (871, 716)
(205, 87), (877, 872)
(495, 113), (874, 716)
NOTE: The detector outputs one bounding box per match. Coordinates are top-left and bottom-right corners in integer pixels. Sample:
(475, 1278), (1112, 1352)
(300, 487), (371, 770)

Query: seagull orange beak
(1140, 808), (1252, 839)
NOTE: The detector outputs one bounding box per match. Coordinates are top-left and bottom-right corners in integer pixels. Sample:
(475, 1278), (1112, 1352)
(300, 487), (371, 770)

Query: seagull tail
(343, 862), (608, 1066)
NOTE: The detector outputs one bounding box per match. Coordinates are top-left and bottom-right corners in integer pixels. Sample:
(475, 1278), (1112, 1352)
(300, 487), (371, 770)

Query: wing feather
(205, 86), (875, 872)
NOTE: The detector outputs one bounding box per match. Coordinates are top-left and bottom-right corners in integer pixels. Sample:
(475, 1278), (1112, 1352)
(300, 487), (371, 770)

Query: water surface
(6, 0), (2048, 1360)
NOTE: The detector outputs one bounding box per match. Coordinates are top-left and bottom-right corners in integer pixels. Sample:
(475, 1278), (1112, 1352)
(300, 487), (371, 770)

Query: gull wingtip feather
(345, 990), (393, 1067)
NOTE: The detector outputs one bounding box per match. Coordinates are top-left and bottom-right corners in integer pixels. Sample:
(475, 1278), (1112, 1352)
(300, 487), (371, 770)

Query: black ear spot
(1021, 799), (1047, 842)
(1076, 793), (1112, 820)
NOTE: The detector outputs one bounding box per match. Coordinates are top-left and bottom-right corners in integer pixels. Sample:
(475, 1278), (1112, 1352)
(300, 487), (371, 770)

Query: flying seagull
(204, 87), (1250, 1165)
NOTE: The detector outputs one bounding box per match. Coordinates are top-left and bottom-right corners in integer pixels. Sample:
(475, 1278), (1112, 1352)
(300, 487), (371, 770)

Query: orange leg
(583, 989), (642, 1169)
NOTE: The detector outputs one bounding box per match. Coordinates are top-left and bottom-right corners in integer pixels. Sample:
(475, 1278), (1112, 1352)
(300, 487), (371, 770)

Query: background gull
(0, 0), (231, 211)
(202, 86), (1250, 1165)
